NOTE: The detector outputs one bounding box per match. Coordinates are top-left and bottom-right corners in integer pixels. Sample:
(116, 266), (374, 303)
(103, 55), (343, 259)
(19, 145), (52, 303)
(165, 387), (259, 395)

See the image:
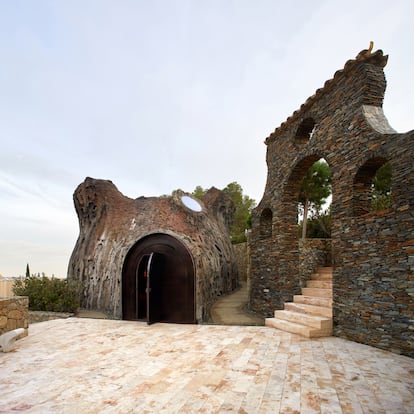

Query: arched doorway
(122, 233), (195, 324)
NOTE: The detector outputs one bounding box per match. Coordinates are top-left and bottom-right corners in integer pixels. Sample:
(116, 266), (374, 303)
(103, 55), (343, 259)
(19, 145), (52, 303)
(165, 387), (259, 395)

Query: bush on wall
(13, 274), (79, 313)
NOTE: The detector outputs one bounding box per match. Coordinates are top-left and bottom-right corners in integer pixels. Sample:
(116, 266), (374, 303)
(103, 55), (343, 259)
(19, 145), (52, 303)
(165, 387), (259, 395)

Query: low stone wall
(299, 238), (332, 285)
(0, 296), (29, 337)
(29, 311), (74, 324)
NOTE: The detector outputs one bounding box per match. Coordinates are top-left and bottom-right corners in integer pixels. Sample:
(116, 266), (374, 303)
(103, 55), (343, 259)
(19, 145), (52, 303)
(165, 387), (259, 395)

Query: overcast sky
(0, 0), (413, 278)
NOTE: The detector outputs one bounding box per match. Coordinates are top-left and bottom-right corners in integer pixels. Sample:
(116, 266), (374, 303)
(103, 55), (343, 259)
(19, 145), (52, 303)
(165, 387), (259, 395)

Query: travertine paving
(1, 318), (413, 413)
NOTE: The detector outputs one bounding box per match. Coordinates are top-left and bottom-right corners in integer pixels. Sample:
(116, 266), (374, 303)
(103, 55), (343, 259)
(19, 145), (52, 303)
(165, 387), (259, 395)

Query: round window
(181, 195), (203, 212)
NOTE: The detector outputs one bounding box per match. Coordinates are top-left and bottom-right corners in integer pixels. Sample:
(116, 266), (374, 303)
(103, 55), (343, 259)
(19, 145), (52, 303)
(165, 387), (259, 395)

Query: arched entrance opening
(282, 155), (332, 285)
(353, 157), (391, 216)
(122, 233), (195, 324)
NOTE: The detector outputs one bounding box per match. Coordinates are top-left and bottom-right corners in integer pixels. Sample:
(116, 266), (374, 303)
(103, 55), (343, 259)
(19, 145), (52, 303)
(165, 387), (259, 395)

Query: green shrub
(298, 209), (331, 238)
(13, 274), (79, 313)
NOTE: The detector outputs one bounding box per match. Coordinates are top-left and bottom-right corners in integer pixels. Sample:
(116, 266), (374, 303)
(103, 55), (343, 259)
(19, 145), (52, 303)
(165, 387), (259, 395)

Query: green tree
(371, 161), (391, 211)
(299, 160), (331, 239)
(192, 182), (256, 243)
(25, 263), (30, 278)
(222, 182), (256, 243)
(192, 185), (207, 199)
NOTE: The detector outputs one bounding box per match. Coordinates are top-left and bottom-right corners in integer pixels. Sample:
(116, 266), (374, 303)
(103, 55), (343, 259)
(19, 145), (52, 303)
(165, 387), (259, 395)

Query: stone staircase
(265, 267), (333, 338)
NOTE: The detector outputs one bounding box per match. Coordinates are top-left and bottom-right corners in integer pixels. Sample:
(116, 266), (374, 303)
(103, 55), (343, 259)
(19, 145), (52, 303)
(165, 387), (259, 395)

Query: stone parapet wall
(0, 296), (29, 337)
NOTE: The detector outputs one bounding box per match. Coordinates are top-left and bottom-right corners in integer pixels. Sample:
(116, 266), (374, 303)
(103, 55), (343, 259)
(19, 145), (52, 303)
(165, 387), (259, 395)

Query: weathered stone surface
(249, 46), (414, 357)
(8, 310), (22, 320)
(0, 297), (29, 337)
(233, 243), (248, 281)
(68, 179), (238, 322)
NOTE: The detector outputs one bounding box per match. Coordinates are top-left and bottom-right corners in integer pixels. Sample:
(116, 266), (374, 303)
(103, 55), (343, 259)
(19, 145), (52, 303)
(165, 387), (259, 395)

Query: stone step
(265, 318), (332, 338)
(285, 302), (332, 318)
(265, 266), (334, 339)
(301, 287), (332, 298)
(306, 280), (332, 289)
(273, 310), (332, 330)
(293, 295), (332, 308)
(317, 266), (333, 273)
(311, 272), (332, 280)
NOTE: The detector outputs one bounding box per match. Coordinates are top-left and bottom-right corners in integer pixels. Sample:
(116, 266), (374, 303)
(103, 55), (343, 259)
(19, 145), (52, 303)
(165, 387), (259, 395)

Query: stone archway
(249, 46), (414, 357)
(122, 233), (195, 324)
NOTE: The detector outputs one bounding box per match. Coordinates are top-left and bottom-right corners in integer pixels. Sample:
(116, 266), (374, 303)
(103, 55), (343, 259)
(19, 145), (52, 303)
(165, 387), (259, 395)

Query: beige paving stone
(0, 318), (413, 413)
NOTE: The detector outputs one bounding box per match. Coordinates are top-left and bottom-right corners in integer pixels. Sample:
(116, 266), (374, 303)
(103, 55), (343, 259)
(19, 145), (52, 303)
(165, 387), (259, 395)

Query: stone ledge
(29, 311), (74, 324)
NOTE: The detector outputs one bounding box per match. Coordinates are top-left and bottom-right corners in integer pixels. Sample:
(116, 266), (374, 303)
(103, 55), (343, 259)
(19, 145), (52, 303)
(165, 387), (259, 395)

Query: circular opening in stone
(181, 195), (203, 212)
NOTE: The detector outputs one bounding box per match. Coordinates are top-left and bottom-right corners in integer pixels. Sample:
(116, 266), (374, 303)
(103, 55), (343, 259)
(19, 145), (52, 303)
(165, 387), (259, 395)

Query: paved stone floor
(1, 318), (413, 413)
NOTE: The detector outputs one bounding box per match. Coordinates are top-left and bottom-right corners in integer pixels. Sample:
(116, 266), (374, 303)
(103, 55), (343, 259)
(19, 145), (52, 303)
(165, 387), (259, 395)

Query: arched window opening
(298, 159), (332, 239)
(260, 208), (273, 238)
(295, 118), (316, 144)
(353, 158), (392, 216)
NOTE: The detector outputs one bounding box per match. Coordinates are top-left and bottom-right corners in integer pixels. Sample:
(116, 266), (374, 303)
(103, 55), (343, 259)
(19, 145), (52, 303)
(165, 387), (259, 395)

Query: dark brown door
(146, 253), (164, 325)
(122, 234), (195, 324)
(137, 254), (150, 319)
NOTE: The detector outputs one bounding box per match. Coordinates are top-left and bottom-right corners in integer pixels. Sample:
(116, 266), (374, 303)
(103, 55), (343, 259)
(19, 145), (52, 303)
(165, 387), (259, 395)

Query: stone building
(249, 46), (414, 357)
(68, 178), (238, 323)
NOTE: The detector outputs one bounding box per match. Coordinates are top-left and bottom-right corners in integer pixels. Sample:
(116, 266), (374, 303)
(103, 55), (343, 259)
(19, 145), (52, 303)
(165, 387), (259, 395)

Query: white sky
(1, 0), (413, 278)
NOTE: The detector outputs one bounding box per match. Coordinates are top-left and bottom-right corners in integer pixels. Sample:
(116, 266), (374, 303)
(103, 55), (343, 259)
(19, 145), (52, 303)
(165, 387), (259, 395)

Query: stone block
(7, 319), (16, 330)
(0, 328), (25, 352)
(8, 310), (22, 319)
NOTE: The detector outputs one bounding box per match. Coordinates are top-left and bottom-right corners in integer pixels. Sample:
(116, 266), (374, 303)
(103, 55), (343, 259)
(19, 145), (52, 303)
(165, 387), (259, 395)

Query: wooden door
(146, 253), (165, 325)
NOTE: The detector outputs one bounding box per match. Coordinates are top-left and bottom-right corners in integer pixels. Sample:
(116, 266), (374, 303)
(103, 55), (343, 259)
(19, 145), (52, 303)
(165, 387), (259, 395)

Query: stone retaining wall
(0, 296), (29, 337)
(29, 311), (74, 324)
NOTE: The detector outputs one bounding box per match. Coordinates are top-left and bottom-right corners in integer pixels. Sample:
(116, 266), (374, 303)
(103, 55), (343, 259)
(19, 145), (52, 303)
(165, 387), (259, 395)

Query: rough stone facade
(249, 47), (414, 357)
(0, 296), (29, 337)
(68, 179), (238, 323)
(233, 243), (248, 281)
